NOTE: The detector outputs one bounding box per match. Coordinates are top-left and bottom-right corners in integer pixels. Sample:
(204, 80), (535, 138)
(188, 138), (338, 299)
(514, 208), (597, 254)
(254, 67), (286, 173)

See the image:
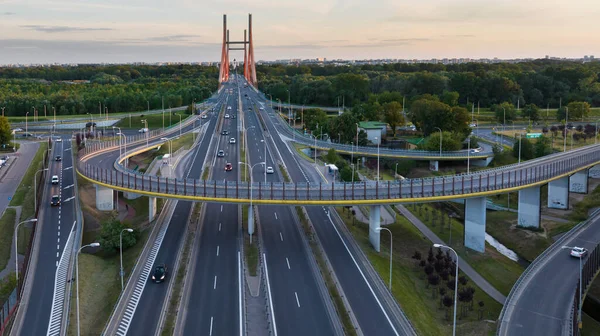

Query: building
(358, 121), (387, 145)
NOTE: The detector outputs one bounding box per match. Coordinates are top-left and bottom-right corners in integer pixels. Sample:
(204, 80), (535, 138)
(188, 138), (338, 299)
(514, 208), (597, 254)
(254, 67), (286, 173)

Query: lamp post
(502, 107), (506, 132)
(467, 136), (471, 174)
(376, 227), (393, 290)
(178, 114), (182, 138)
(374, 137), (380, 181)
(141, 119), (148, 146)
(34, 168), (48, 211)
(564, 107), (569, 152)
(433, 244), (458, 336)
(77, 243), (100, 336)
(243, 126), (256, 178)
(15, 219), (38, 282)
(25, 112), (29, 135)
(120, 229), (134, 291)
(395, 163), (399, 179)
(562, 245), (583, 328)
(261, 139), (267, 183)
(434, 127), (442, 156)
(161, 137), (175, 173)
(518, 134), (522, 164)
(116, 132), (127, 168)
(286, 89), (291, 126)
(112, 126), (122, 156)
(238, 161), (265, 243)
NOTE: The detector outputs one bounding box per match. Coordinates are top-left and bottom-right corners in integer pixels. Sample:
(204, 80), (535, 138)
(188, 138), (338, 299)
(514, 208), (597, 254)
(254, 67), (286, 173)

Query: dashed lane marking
(46, 228), (75, 336)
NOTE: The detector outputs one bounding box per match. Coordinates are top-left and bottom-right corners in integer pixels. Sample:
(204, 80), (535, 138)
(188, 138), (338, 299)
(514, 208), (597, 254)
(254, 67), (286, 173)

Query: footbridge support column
(429, 160), (439, 172)
(569, 170), (589, 194)
(149, 197), (157, 222)
(464, 197), (486, 253)
(369, 205), (381, 252)
(95, 185), (114, 211)
(589, 164), (600, 178)
(548, 176), (569, 209)
(518, 186), (541, 228)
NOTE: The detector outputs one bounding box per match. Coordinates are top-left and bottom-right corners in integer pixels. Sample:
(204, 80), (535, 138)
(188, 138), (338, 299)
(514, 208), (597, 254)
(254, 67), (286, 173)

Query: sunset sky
(1, 0), (598, 64)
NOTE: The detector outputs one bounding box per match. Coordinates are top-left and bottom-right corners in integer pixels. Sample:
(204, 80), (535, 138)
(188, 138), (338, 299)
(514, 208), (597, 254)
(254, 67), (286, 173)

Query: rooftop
(359, 121), (387, 129)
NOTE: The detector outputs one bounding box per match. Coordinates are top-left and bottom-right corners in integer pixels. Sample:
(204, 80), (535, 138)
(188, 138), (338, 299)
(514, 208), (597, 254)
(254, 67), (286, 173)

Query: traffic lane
(506, 221), (600, 335)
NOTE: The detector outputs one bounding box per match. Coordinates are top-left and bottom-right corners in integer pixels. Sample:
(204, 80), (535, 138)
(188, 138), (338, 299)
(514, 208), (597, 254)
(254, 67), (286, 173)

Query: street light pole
(120, 229), (134, 291)
(564, 107), (569, 152)
(77, 243), (100, 336)
(376, 227), (393, 290)
(34, 168), (48, 211)
(562, 246), (583, 327)
(434, 244), (458, 336)
(375, 137), (380, 181)
(467, 136), (471, 174)
(239, 161), (265, 244)
(15, 219), (37, 282)
(25, 112), (29, 135)
(178, 114), (182, 138)
(261, 139), (267, 183)
(518, 134), (522, 164)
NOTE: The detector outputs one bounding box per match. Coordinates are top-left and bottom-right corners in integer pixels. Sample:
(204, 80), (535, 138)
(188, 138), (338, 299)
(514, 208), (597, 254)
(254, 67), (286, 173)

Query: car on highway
(21, 132), (33, 137)
(227, 106), (232, 110)
(13, 128), (23, 132)
(201, 114), (207, 119)
(570, 246), (587, 258)
(50, 195), (60, 206)
(266, 166), (274, 174)
(259, 107), (264, 110)
(138, 128), (149, 133)
(229, 138), (236, 144)
(217, 150), (225, 157)
(225, 114), (230, 119)
(151, 264), (167, 283)
(56, 138), (62, 142)
(225, 163), (233, 171)
(232, 115), (236, 119)
(471, 148), (481, 153)
(55, 155), (62, 161)
(51, 175), (59, 184)
(221, 130), (229, 136)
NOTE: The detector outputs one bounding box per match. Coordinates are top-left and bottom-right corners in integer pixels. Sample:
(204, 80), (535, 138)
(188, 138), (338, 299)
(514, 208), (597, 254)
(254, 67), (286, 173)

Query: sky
(0, 0), (599, 64)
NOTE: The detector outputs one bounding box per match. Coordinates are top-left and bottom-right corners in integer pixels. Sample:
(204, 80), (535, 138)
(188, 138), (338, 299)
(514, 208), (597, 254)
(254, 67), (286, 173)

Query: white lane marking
(64, 148), (71, 152)
(216, 246), (220, 256)
(286, 257), (291, 270)
(63, 184), (74, 190)
(63, 166), (72, 170)
(55, 261), (58, 267)
(56, 252), (59, 258)
(221, 205), (223, 212)
(263, 254), (278, 336)
(238, 252), (243, 336)
(63, 196), (75, 203)
(279, 232), (283, 242)
(56, 245), (59, 250)
(295, 292), (300, 308)
(47, 230), (75, 336)
(274, 212), (278, 220)
(209, 316), (214, 336)
(57, 238), (60, 244)
(214, 276), (218, 289)
(219, 223), (222, 231)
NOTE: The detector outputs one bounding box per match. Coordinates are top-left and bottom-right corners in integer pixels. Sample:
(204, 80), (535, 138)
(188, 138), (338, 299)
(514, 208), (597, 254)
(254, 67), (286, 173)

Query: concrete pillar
(429, 160), (439, 171)
(569, 170), (588, 194)
(518, 186), (541, 228)
(471, 157), (494, 167)
(95, 185), (114, 211)
(589, 164), (600, 178)
(248, 205), (255, 241)
(548, 176), (569, 210)
(149, 197), (157, 222)
(369, 205), (381, 252)
(464, 197), (486, 253)
(124, 192), (142, 200)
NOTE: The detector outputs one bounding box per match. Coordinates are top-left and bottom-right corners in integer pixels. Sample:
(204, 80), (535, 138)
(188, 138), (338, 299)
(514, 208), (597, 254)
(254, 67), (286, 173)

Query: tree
(439, 287), (447, 308)
(534, 136), (553, 157)
(383, 101), (405, 136)
(521, 104), (540, 123)
(566, 101), (592, 121)
(442, 295), (454, 320)
(0, 116), (11, 146)
(410, 99), (470, 138)
(441, 91), (460, 107)
(325, 148), (339, 163)
(428, 274), (440, 293)
(422, 131), (462, 152)
(303, 108), (328, 134)
(493, 102), (516, 123)
(513, 137), (534, 160)
(97, 219), (137, 255)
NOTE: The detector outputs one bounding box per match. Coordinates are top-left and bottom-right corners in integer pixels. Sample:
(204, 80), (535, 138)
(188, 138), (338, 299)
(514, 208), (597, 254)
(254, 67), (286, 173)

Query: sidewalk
(0, 206), (23, 280)
(396, 205), (506, 304)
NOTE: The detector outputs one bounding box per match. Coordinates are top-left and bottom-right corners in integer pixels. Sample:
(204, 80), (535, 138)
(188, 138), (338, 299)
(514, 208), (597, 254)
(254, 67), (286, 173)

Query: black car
(55, 155), (62, 161)
(152, 264), (167, 283)
(232, 115), (236, 119)
(50, 195), (60, 206)
(221, 130), (229, 136)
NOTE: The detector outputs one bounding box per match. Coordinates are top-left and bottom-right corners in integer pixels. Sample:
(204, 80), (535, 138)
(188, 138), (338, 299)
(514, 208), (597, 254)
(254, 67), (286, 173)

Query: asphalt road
(500, 213), (600, 336)
(181, 83), (241, 336)
(242, 85), (337, 335)
(248, 87), (415, 335)
(18, 139), (77, 335)
(0, 142), (39, 218)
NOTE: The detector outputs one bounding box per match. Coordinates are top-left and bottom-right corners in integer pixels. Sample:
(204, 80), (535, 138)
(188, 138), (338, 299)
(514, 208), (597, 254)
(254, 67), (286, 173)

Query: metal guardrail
(571, 241), (600, 336)
(497, 209), (600, 336)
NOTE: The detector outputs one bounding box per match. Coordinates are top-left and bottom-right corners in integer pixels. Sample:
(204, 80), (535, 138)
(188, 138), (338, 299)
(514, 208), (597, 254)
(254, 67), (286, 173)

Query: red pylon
(218, 15), (229, 87)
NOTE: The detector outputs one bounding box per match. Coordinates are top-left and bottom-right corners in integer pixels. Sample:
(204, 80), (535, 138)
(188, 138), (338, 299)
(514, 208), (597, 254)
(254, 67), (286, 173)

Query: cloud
(3, 12), (15, 15)
(20, 25), (113, 33)
(146, 34), (201, 42)
(380, 38), (430, 42)
(261, 44), (326, 50)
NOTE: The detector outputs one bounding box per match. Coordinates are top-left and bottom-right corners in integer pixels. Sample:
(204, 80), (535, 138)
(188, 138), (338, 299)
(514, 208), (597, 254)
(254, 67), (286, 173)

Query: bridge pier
(548, 176), (569, 209)
(569, 170), (588, 194)
(95, 185), (114, 211)
(471, 157), (494, 168)
(149, 197), (157, 222)
(589, 165), (600, 178)
(429, 160), (439, 172)
(518, 186), (541, 228)
(368, 205), (381, 252)
(464, 197), (486, 253)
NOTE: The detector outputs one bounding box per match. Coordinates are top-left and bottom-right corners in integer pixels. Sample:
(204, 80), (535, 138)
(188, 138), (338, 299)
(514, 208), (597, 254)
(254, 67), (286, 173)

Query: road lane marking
(286, 258), (290, 270)
(214, 276), (217, 289)
(63, 196), (75, 203)
(216, 246), (220, 256)
(64, 184), (74, 190)
(57, 238), (60, 243)
(295, 292), (300, 307)
(274, 212), (278, 220)
(63, 166), (72, 170)
(263, 253), (278, 336)
(279, 232), (283, 242)
(57, 245), (59, 250)
(209, 317), (214, 336)
(56, 252), (59, 258)
(219, 223), (221, 231)
(221, 205), (223, 212)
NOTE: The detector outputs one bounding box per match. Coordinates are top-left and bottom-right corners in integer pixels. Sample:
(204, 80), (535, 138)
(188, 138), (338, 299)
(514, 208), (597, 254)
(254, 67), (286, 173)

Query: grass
(357, 166), (395, 181)
(67, 229), (150, 335)
(293, 143), (315, 163)
(335, 207), (502, 335)
(583, 313), (600, 336)
(113, 112), (189, 129)
(570, 184), (600, 222)
(296, 207), (357, 335)
(242, 205), (258, 276)
(0, 208), (17, 271)
(279, 163), (290, 183)
(405, 203), (524, 296)
(0, 272), (17, 306)
(494, 129), (595, 151)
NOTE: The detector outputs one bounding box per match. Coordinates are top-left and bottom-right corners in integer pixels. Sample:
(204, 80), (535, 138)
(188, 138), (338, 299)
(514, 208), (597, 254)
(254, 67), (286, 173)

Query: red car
(225, 163), (233, 171)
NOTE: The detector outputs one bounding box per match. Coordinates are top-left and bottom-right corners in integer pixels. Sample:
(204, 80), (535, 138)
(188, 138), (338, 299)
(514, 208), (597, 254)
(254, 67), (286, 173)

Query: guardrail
(497, 209), (600, 336)
(571, 241), (600, 336)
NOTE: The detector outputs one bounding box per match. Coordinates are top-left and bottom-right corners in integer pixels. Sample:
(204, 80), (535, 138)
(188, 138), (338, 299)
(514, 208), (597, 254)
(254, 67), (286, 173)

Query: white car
(470, 149), (481, 153)
(259, 107), (264, 111)
(13, 128), (23, 132)
(138, 128), (149, 133)
(570, 247), (587, 258)
(225, 114), (230, 119)
(56, 138), (62, 142)
(266, 166), (274, 174)
(51, 175), (59, 185)
(217, 150), (225, 157)
(227, 106), (232, 110)
(229, 138), (236, 144)
(201, 114), (207, 119)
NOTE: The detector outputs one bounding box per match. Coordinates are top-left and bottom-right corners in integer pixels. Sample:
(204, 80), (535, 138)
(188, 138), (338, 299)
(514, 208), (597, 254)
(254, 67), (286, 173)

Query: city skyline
(1, 0), (599, 64)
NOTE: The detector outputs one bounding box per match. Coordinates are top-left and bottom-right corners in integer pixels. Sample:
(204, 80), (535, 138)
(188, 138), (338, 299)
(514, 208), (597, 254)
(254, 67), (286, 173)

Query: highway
(179, 83), (241, 335)
(498, 213), (600, 336)
(14, 138), (77, 335)
(247, 85), (416, 335)
(243, 84), (340, 334)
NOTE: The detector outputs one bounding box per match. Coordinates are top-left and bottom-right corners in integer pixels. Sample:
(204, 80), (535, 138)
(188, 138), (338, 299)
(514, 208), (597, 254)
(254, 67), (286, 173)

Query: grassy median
(10, 142), (48, 221)
(0, 208), (17, 271)
(114, 113), (188, 129)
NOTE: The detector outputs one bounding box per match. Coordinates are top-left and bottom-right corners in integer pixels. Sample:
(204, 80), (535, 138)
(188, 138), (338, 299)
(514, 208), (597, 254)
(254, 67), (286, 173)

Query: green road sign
(526, 133), (542, 139)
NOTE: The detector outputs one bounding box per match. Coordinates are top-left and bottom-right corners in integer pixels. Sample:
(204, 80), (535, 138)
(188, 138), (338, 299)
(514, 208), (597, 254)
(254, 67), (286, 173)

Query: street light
(374, 137), (380, 181)
(15, 218), (37, 283)
(467, 136), (471, 174)
(238, 161), (265, 243)
(25, 112), (29, 135)
(564, 107), (569, 152)
(395, 163), (399, 179)
(77, 242), (100, 336)
(161, 137), (175, 173)
(141, 119), (148, 146)
(120, 228), (134, 291)
(112, 126), (122, 157)
(178, 114), (182, 138)
(434, 127), (442, 156)
(518, 134), (522, 164)
(434, 244), (458, 336)
(243, 125), (256, 178)
(261, 139), (267, 183)
(376, 227), (393, 290)
(34, 168), (48, 211)
(562, 245), (583, 328)
(116, 132), (127, 166)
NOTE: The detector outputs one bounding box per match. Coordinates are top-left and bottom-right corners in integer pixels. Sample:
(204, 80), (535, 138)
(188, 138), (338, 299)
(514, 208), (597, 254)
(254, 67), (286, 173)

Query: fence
(572, 242), (600, 335)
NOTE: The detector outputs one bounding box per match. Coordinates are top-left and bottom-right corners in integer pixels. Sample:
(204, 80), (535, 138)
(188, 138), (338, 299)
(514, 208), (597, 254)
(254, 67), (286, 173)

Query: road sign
(526, 133), (542, 139)
(7, 196), (11, 201)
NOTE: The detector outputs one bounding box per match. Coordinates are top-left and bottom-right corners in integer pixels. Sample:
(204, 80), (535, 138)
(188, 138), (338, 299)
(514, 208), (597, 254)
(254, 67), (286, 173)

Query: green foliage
(513, 137), (535, 160)
(98, 219), (138, 255)
(534, 136), (553, 157)
(441, 91), (460, 107)
(567, 101), (591, 120)
(383, 101), (405, 136)
(521, 104), (540, 122)
(409, 99), (470, 137)
(422, 131), (462, 151)
(325, 148), (339, 163)
(303, 108), (328, 134)
(0, 116), (11, 145)
(327, 111), (360, 144)
(0, 272), (17, 305)
(492, 102), (516, 123)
